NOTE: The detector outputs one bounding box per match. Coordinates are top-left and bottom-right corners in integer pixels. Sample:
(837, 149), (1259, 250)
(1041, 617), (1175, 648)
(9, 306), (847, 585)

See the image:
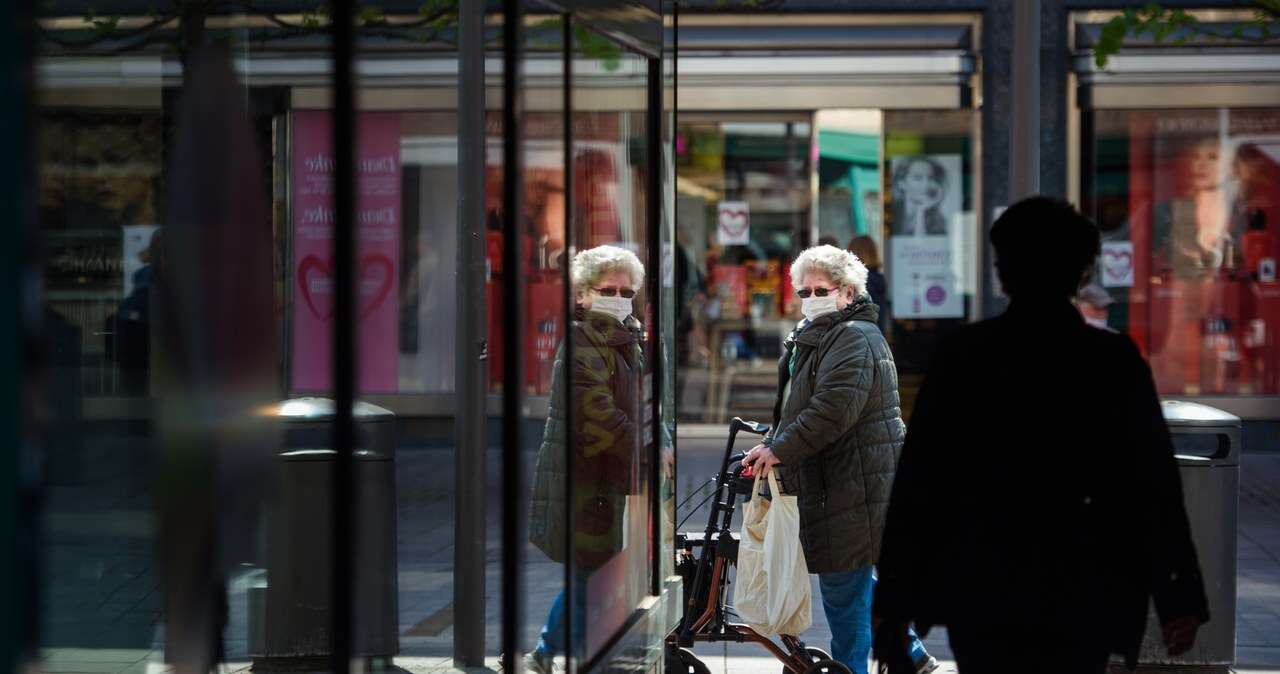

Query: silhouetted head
(991, 197), (1100, 302)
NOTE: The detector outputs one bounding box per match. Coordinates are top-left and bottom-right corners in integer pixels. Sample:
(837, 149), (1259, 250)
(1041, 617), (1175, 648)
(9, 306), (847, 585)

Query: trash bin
(1131, 400), (1240, 671)
(250, 397), (399, 669)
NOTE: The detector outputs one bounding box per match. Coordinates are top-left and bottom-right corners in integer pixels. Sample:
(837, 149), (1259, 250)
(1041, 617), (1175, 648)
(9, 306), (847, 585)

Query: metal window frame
(500, 2), (527, 672)
(329, 1), (358, 673)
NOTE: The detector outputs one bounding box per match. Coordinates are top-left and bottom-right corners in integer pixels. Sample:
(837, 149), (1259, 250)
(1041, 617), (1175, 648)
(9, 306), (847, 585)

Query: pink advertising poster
(291, 110), (401, 392)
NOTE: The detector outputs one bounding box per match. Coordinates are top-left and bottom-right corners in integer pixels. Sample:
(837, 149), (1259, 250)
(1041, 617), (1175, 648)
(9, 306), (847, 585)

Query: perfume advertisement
(888, 154), (964, 319)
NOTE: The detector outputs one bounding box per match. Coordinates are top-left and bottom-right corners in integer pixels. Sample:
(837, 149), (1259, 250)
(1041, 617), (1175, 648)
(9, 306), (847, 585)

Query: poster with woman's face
(887, 154), (965, 319)
(889, 155), (961, 237)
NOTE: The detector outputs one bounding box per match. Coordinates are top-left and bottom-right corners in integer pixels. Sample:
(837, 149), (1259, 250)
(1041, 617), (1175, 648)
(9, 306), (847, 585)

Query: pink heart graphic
(1102, 249), (1133, 281)
(296, 254), (395, 322)
(720, 207), (749, 236)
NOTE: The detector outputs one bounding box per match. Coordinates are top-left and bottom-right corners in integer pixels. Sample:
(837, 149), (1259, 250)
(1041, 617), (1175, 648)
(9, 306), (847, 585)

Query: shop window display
(676, 110), (979, 424)
(1086, 109), (1280, 395)
(674, 119), (811, 423)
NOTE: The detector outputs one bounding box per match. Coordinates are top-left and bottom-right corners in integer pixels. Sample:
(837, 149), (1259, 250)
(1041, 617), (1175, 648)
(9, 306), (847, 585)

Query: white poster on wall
(1099, 241), (1135, 288)
(717, 201), (750, 246)
(888, 154), (964, 319)
(121, 225), (160, 296)
(890, 237), (964, 318)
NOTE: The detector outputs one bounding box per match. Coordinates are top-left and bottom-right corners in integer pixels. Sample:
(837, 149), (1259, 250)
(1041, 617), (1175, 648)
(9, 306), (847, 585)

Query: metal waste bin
(250, 397), (399, 668)
(1132, 400), (1240, 671)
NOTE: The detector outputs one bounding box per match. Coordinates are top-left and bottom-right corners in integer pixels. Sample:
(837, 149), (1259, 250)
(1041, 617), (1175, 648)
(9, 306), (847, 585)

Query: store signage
(290, 110), (402, 392)
(890, 237), (964, 319)
(1100, 241), (1135, 288)
(717, 200), (750, 246)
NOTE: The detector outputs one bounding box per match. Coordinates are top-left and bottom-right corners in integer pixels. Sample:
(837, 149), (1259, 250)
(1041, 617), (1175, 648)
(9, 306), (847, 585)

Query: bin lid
(269, 397), (395, 421)
(279, 448), (389, 461)
(1160, 400), (1241, 428)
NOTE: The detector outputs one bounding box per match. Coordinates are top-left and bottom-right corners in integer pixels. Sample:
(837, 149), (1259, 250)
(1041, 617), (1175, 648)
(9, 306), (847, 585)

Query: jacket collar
(789, 297), (877, 348)
(575, 307), (641, 347)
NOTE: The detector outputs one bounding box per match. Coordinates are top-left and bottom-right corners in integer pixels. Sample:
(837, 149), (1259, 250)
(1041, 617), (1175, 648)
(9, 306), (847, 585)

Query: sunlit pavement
(31, 435), (1280, 674)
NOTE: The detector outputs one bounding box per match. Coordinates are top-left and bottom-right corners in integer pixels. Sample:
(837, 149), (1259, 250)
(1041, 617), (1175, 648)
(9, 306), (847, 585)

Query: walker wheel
(801, 659), (851, 674)
(673, 647), (711, 674)
(783, 648), (845, 674)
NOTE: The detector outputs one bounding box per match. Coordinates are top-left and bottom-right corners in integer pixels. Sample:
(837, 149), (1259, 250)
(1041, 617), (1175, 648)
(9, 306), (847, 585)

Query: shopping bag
(732, 470), (812, 636)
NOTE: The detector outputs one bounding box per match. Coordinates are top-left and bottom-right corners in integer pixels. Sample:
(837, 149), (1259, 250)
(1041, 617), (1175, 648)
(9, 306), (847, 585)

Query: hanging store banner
(290, 110), (402, 392)
(717, 200), (750, 246)
(888, 154), (964, 319)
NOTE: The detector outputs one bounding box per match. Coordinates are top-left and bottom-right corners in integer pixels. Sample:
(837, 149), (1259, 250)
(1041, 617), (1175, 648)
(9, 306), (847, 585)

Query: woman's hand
(742, 443), (782, 477)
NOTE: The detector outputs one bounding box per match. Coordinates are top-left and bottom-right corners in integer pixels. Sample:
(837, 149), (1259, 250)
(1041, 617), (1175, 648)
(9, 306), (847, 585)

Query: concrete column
(1010, 0), (1041, 200)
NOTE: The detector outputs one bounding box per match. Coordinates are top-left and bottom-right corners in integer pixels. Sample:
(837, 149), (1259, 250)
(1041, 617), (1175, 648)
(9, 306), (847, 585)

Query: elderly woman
(743, 245), (935, 674)
(527, 244), (645, 671)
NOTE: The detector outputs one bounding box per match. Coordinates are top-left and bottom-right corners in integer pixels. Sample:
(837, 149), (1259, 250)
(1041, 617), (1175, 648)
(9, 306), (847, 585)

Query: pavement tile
(41, 650), (150, 665)
(40, 661), (134, 674)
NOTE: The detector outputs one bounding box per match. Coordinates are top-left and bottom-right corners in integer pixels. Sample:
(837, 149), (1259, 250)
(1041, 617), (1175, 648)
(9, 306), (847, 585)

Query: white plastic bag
(732, 470), (812, 636)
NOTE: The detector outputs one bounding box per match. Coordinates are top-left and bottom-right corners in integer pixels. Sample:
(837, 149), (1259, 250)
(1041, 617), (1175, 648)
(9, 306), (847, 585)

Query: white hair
(790, 244), (869, 298)
(571, 245), (645, 296)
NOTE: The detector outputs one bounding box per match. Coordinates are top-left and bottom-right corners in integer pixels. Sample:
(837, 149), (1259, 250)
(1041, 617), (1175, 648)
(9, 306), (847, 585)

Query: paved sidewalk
(674, 443), (1280, 674)
(33, 438), (1280, 674)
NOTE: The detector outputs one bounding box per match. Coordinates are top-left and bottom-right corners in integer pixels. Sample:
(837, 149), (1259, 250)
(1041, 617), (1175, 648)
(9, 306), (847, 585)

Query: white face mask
(1084, 316), (1108, 329)
(801, 295), (839, 322)
(590, 294), (633, 324)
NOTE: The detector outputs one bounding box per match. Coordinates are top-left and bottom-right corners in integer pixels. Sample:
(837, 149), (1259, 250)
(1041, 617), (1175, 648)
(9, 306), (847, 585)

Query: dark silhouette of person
(872, 197), (1209, 674)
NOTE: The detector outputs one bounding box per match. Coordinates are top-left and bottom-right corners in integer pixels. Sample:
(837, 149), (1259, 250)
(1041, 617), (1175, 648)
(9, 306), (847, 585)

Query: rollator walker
(666, 417), (851, 674)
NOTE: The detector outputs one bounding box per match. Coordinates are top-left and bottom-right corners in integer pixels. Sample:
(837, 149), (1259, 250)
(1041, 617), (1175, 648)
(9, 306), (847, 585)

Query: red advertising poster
(1131, 110), (1280, 394)
(290, 111), (401, 392)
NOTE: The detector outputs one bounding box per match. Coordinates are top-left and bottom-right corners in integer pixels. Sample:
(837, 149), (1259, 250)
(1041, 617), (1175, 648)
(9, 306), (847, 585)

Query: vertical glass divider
(329, 0), (357, 672)
(646, 56), (664, 598)
(501, 0), (527, 669)
(455, 0), (489, 664)
(561, 12), (577, 674)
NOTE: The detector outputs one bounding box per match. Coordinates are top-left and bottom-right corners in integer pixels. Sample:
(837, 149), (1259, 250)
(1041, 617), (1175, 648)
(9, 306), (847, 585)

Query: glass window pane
(881, 109), (980, 414)
(1084, 108), (1280, 395)
(521, 7), (569, 668)
(36, 7), (298, 672)
(673, 117), (812, 424)
(568, 35), (653, 663)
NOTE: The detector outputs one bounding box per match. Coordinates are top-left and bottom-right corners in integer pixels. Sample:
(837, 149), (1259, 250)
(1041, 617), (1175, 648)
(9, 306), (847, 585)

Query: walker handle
(730, 417), (771, 436)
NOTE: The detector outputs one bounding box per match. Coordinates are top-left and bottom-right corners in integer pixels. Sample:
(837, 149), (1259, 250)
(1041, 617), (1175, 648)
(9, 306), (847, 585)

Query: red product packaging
(712, 264), (749, 318)
(526, 277), (564, 395)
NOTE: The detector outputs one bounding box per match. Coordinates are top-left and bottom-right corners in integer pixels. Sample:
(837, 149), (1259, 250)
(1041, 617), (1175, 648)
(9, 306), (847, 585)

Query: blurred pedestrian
(848, 235), (889, 334)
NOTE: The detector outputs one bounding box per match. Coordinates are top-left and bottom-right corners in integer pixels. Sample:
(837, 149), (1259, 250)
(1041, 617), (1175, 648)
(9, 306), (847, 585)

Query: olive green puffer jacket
(766, 298), (905, 574)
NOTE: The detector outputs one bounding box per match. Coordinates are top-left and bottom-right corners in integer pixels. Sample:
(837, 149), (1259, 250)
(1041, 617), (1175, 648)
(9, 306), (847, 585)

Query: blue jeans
(819, 567), (928, 674)
(535, 579), (587, 658)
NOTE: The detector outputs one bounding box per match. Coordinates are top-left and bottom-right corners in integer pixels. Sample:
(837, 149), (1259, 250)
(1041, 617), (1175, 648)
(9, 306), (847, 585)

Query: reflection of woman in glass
(527, 245), (644, 671)
(891, 156), (948, 237)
